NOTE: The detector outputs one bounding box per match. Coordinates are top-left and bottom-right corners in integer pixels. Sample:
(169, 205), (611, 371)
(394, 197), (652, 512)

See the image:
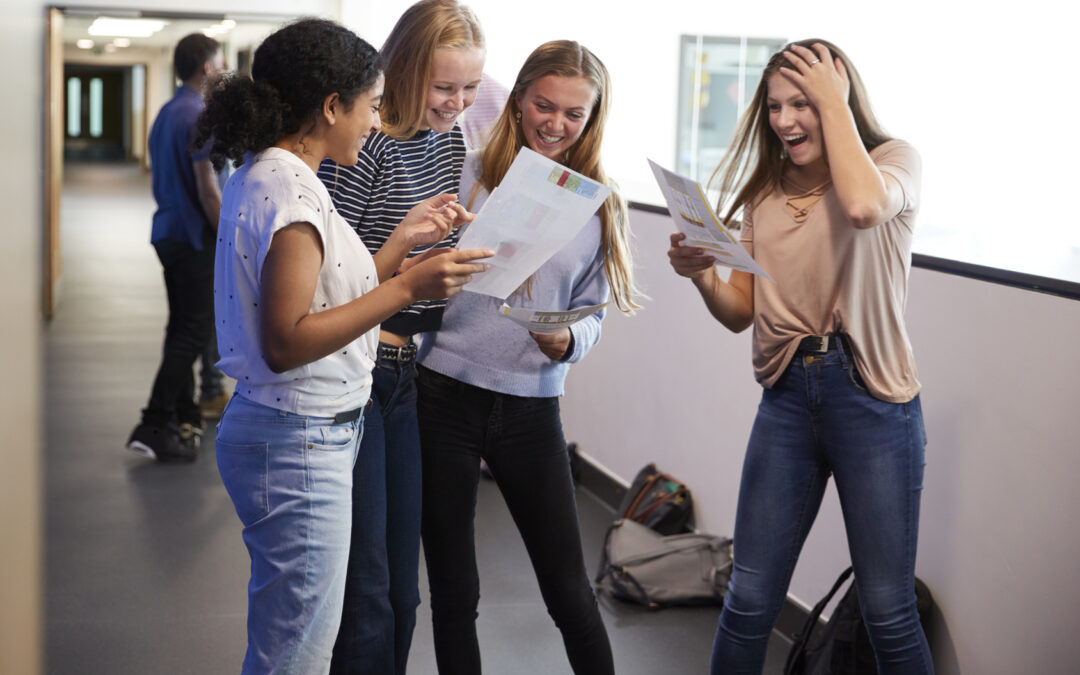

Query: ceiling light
(76, 39), (94, 49)
(112, 38), (131, 48)
(88, 17), (168, 38)
(104, 44), (117, 53)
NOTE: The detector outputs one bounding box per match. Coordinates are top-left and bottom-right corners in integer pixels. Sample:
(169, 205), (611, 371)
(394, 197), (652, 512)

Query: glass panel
(676, 36), (785, 188)
(67, 77), (81, 137)
(89, 78), (103, 138)
(131, 65), (145, 115)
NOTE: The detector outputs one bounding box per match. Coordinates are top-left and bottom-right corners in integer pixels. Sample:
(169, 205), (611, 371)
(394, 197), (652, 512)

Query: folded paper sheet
(647, 159), (771, 280)
(458, 147), (612, 298)
(499, 302), (607, 334)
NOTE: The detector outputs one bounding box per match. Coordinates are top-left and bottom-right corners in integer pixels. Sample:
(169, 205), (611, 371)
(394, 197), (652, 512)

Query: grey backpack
(594, 518), (733, 609)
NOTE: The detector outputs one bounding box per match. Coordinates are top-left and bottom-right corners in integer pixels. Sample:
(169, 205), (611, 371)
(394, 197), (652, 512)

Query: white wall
(1, 2), (341, 673)
(562, 207), (1080, 675)
(1, 1), (43, 672)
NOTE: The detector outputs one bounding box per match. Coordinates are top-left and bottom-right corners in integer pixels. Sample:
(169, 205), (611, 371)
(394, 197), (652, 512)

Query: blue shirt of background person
(149, 83), (214, 249)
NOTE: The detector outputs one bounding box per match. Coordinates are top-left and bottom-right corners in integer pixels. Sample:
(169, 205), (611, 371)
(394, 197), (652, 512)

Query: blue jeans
(330, 351), (422, 675)
(416, 366), (614, 675)
(216, 394), (364, 675)
(710, 339), (933, 675)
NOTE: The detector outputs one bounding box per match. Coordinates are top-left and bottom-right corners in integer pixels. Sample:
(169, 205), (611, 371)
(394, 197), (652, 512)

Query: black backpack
(784, 567), (933, 675)
(616, 463), (694, 535)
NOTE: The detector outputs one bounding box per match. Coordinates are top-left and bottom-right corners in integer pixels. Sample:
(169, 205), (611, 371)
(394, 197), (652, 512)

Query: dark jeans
(416, 366), (614, 675)
(142, 235), (214, 428)
(331, 351), (422, 675)
(200, 324), (223, 400)
(710, 339), (933, 675)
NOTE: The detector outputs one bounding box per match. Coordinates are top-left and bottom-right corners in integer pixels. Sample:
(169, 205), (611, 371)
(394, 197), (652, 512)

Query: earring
(515, 111), (521, 125)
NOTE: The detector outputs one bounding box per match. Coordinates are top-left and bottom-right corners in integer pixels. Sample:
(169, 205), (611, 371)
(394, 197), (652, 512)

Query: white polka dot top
(214, 147), (379, 417)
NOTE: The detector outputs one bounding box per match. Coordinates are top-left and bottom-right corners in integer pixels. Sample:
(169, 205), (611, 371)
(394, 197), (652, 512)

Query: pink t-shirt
(741, 139), (922, 403)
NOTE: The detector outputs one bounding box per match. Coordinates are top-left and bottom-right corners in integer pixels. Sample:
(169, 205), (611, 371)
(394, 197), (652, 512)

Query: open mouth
(538, 131), (562, 145)
(433, 109), (458, 121)
(784, 134), (808, 147)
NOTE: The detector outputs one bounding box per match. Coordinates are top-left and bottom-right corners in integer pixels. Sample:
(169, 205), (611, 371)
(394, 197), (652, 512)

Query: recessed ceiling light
(88, 17), (168, 38)
(76, 39), (94, 49)
(112, 38), (131, 48)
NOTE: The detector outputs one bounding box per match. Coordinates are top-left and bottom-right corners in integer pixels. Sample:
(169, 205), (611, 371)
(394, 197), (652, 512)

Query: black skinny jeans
(142, 234), (214, 428)
(416, 366), (614, 675)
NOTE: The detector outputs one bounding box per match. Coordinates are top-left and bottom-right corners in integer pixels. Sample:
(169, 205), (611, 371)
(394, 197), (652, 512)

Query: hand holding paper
(500, 302), (606, 334)
(648, 159), (771, 280)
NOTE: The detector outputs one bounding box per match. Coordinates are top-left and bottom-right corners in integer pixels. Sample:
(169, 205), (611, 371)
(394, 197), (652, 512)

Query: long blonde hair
(475, 40), (641, 313)
(378, 0), (484, 140)
(710, 38), (892, 226)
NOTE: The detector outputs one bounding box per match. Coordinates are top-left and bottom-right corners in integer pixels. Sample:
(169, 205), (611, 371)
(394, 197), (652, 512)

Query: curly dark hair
(194, 18), (381, 171)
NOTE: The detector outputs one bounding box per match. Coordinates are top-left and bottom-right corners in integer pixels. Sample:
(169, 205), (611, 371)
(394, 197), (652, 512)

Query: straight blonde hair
(474, 40), (641, 313)
(378, 0), (484, 140)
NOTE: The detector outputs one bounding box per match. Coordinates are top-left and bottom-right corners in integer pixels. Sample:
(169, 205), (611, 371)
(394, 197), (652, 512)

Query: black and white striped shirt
(317, 126), (466, 336)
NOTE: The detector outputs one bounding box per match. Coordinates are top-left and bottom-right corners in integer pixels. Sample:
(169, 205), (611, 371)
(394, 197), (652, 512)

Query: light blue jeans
(216, 394), (364, 675)
(710, 338), (933, 675)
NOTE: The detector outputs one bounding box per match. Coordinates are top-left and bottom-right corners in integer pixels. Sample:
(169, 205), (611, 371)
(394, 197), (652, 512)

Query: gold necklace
(782, 175), (831, 224)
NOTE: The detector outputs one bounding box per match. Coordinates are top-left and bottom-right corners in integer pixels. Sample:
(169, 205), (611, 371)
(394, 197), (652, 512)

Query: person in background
(317, 2), (485, 672)
(460, 72), (509, 150)
(667, 39), (932, 675)
(415, 40), (640, 675)
(127, 33), (223, 462)
(195, 18), (491, 673)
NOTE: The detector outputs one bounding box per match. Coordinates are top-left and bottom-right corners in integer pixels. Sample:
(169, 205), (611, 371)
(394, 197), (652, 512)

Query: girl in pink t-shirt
(669, 39), (932, 675)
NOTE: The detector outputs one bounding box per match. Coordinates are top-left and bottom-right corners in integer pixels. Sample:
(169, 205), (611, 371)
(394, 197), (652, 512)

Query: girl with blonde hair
(668, 39), (932, 674)
(415, 40), (639, 674)
(315, 2), (487, 673)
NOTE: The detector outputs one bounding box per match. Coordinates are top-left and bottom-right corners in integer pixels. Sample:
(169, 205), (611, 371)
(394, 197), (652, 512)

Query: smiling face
(328, 73), (384, 166)
(422, 47), (484, 133)
(766, 71), (828, 183)
(515, 74), (596, 161)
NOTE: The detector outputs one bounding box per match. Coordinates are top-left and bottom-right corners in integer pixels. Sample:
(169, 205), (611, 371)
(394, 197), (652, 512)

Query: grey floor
(45, 162), (790, 674)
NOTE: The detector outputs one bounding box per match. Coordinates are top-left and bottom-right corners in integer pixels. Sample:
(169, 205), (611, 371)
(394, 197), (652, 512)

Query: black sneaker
(126, 423), (196, 463)
(176, 421), (203, 450)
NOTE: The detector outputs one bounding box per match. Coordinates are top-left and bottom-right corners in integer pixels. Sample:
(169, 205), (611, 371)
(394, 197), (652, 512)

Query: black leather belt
(333, 398), (374, 424)
(378, 342), (417, 363)
(796, 334), (839, 354)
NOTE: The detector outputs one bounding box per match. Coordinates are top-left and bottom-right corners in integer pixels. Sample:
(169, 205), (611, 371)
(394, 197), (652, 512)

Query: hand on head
(780, 43), (850, 113)
(667, 232), (715, 281)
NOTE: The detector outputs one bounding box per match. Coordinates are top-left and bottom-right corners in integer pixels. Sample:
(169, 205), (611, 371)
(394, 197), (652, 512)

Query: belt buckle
(805, 335), (829, 353)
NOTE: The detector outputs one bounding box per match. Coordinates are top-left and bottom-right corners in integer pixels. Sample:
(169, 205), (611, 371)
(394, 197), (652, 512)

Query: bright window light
(88, 17), (168, 38)
(67, 78), (81, 137)
(89, 78), (103, 138)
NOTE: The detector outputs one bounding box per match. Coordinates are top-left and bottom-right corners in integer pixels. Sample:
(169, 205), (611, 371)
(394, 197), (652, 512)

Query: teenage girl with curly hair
(195, 18), (490, 674)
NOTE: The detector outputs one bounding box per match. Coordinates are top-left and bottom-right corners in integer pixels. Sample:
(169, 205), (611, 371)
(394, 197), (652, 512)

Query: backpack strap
(783, 566), (855, 675)
(622, 474), (662, 520)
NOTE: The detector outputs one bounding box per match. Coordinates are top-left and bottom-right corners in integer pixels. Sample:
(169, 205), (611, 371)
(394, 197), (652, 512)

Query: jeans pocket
(216, 440), (270, 526)
(845, 361), (871, 397)
(305, 420), (357, 451)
